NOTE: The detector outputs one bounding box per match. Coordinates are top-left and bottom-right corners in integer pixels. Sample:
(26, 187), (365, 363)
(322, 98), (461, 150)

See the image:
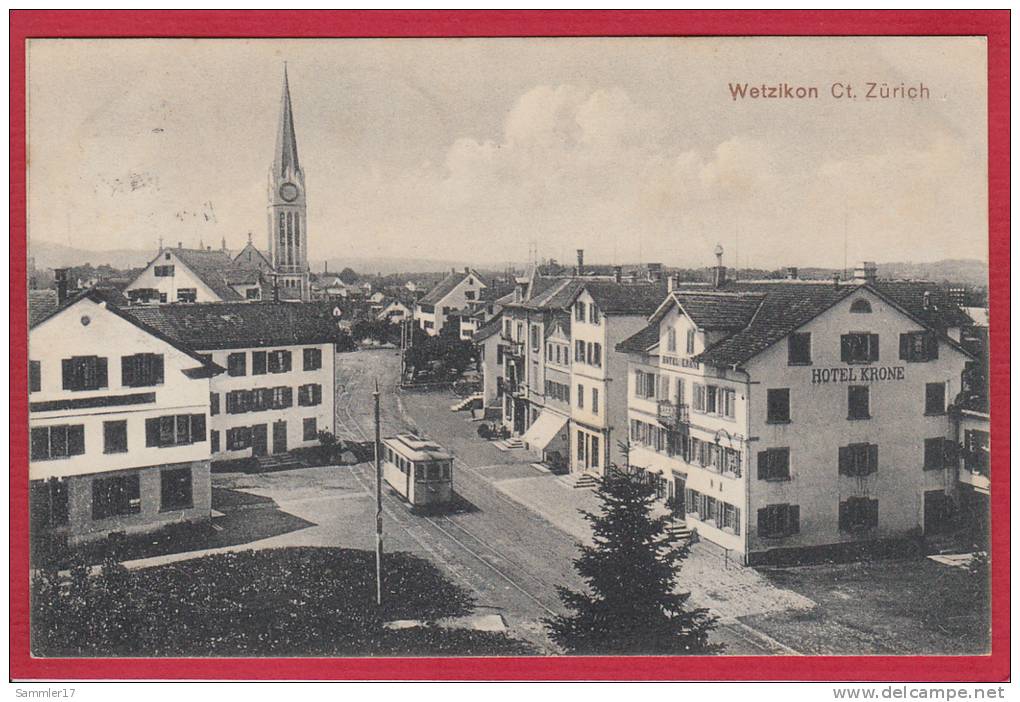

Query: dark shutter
(757, 450), (769, 479)
(838, 446), (850, 476)
(253, 351), (267, 375)
(29, 361), (40, 393)
(789, 505), (800, 534)
(840, 335), (851, 362)
(211, 431), (220, 454)
(30, 427), (50, 460)
(838, 501), (849, 531)
(121, 355), (136, 387)
(282, 351), (292, 372)
(61, 358), (74, 390)
(313, 384), (322, 405)
(868, 334), (880, 362)
(145, 417), (160, 447)
(733, 507), (741, 535)
(757, 508), (768, 536)
(191, 414), (206, 443)
(899, 333), (910, 361)
(283, 386), (293, 408)
(867, 444), (878, 475)
(942, 438), (958, 466)
(153, 354), (164, 384)
(176, 415), (191, 444)
(67, 425), (85, 456)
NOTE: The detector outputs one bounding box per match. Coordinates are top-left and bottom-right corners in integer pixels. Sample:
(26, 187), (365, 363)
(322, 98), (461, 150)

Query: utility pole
(373, 378), (383, 606)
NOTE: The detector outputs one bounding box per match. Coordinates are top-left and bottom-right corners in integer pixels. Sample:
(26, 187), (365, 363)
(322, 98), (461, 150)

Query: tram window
(402, 458), (409, 474)
(415, 464), (424, 480)
(441, 462), (451, 479)
(428, 463), (440, 480)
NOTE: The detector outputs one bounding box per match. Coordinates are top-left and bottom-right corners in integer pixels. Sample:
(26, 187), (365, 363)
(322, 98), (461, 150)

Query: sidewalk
(492, 472), (815, 621)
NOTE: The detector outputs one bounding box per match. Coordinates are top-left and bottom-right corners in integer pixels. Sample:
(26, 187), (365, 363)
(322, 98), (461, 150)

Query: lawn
(741, 556), (990, 655)
(31, 547), (536, 657)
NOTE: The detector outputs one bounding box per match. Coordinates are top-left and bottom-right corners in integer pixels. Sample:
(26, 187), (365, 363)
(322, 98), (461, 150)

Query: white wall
(125, 250), (224, 303)
(29, 298), (212, 480)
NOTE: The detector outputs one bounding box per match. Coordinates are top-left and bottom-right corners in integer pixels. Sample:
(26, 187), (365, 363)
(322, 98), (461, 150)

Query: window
(177, 288), (197, 303)
(211, 430), (220, 453)
(268, 350), (292, 373)
(592, 388), (599, 415)
(153, 264), (175, 277)
(577, 431), (585, 463)
(692, 384), (705, 412)
(667, 328), (677, 353)
(575, 302), (585, 322)
(575, 340), (585, 363)
(31, 478), (68, 528)
(634, 370), (657, 399)
(719, 388), (736, 419)
(590, 436), (600, 468)
(686, 329), (696, 355)
(839, 497), (878, 531)
(298, 383), (323, 406)
(546, 344), (553, 362)
(145, 414), (206, 447)
(160, 468), (193, 511)
(838, 443), (878, 477)
(788, 332), (812, 365)
(530, 325), (540, 352)
(159, 293), (167, 303)
(504, 319), (512, 338)
(849, 299), (872, 313)
(303, 347), (322, 371)
(226, 426), (253, 451)
(841, 333), (879, 364)
(924, 438), (955, 471)
(900, 331), (939, 362)
(61, 356), (108, 391)
(92, 474), (141, 519)
(246, 288), (261, 300)
(271, 386), (294, 409)
(465, 290), (475, 301)
(964, 430), (990, 476)
(103, 420), (128, 454)
(252, 351), (267, 375)
(757, 448), (790, 481)
(591, 342), (602, 368)
(847, 385), (870, 420)
(757, 504), (799, 538)
(577, 384), (584, 409)
(589, 304), (600, 324)
(30, 424), (85, 461)
(303, 418), (318, 441)
(766, 388), (791, 423)
(210, 392), (220, 416)
(121, 353), (164, 387)
(925, 382), (946, 415)
(227, 352), (247, 377)
(29, 360), (40, 393)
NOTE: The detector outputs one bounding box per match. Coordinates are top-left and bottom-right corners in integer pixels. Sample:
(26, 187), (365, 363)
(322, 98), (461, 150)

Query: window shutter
(838, 446), (850, 476)
(313, 384), (322, 405)
(145, 417), (160, 447)
(757, 451), (768, 479)
(868, 500), (879, 528)
(942, 439), (958, 467)
(283, 351), (292, 372)
(757, 508), (768, 536)
(191, 414), (206, 443)
(121, 356), (136, 387)
(838, 501), (849, 531)
(61, 358), (74, 390)
(789, 505), (800, 534)
(733, 507), (741, 535)
(869, 334), (880, 362)
(154, 355), (164, 384)
(867, 444), (879, 475)
(899, 333), (910, 361)
(283, 387), (293, 408)
(67, 425), (85, 456)
(840, 336), (851, 362)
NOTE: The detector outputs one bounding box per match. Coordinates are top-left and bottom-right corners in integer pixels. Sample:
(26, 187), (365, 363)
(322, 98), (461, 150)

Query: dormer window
(850, 299), (873, 313)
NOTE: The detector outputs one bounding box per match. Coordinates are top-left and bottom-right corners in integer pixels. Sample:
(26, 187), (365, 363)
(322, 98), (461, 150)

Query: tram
(381, 433), (454, 510)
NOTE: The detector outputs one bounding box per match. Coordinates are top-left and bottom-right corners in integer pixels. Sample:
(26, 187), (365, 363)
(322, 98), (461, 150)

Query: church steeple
(267, 64), (310, 301)
(274, 64), (301, 179)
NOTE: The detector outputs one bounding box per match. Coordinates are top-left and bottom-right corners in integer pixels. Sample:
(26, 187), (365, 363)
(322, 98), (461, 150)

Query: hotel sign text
(811, 366), (906, 385)
(662, 354), (701, 370)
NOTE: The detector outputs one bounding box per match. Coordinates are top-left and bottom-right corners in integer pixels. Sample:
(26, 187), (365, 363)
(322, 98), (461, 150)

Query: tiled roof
(419, 270), (485, 306)
(583, 280), (669, 315)
(871, 281), (974, 329)
(222, 268), (261, 285)
(125, 301), (338, 350)
(616, 323), (660, 354)
(28, 289), (60, 327)
(472, 312), (503, 342)
(669, 291), (765, 330)
(167, 248), (244, 301)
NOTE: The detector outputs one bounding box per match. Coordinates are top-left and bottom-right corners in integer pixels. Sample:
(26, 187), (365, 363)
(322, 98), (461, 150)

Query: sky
(27, 37), (988, 269)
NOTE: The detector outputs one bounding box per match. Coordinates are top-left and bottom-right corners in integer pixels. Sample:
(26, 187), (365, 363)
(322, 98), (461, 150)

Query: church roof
(274, 66), (301, 178)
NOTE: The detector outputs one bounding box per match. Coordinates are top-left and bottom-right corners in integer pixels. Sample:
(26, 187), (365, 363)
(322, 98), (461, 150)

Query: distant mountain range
(27, 239), (988, 286)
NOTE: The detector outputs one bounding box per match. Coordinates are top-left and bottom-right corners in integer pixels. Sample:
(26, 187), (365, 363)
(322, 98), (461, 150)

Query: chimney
(833, 273), (841, 288)
(647, 262), (663, 282)
(712, 244), (727, 288)
(54, 268), (69, 304)
(923, 291), (932, 310)
(576, 249), (584, 277)
(613, 265), (623, 283)
(786, 267), (799, 280)
(667, 273), (681, 292)
(853, 261), (878, 284)
(177, 241), (183, 249)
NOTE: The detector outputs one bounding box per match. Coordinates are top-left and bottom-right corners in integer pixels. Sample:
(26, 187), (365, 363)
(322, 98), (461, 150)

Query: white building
(414, 268), (487, 335)
(619, 263), (976, 564)
(377, 299), (413, 323)
(125, 246), (264, 304)
(127, 303), (337, 462)
(29, 291), (222, 545)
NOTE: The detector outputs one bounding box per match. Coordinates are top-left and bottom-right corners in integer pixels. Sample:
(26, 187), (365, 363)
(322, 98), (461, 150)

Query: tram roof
(383, 433), (453, 462)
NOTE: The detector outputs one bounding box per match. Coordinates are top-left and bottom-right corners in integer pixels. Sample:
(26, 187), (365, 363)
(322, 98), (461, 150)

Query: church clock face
(279, 182), (299, 202)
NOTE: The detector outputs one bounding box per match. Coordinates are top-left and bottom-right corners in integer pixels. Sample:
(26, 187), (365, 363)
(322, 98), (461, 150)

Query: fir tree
(545, 466), (721, 655)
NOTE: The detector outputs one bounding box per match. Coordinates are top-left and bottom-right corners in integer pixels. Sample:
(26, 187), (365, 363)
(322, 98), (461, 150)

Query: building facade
(29, 292), (221, 545)
(414, 268), (487, 336)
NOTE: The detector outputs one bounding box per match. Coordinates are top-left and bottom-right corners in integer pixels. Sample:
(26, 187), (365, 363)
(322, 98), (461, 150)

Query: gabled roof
(871, 281), (974, 329)
(616, 323), (661, 355)
(223, 268), (262, 286)
(28, 289), (60, 327)
(125, 301), (338, 351)
(472, 312), (504, 343)
(29, 290), (223, 375)
(581, 280), (669, 315)
(650, 291), (765, 331)
(232, 242), (272, 269)
(418, 269), (486, 305)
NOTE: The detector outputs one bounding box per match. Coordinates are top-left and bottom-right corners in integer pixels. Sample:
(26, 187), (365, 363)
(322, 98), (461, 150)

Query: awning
(521, 410), (569, 453)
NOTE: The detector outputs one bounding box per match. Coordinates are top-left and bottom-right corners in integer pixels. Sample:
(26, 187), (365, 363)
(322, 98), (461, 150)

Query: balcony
(657, 401), (690, 429)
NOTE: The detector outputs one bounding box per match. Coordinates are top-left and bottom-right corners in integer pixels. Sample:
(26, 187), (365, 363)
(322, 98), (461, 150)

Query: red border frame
(9, 10), (1009, 681)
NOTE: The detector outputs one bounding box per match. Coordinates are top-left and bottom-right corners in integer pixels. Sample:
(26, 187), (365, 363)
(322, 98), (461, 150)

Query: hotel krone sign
(811, 366), (906, 384)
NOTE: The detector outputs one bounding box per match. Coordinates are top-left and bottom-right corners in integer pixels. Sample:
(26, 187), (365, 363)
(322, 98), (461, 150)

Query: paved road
(333, 350), (789, 655)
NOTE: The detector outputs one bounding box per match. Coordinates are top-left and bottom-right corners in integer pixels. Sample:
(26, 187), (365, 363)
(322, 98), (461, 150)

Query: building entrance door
(923, 489), (954, 535)
(272, 420), (288, 454)
(673, 475), (686, 515)
(251, 424), (268, 457)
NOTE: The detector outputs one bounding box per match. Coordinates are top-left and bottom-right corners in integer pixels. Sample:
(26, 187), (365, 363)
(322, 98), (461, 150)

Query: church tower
(267, 66), (310, 300)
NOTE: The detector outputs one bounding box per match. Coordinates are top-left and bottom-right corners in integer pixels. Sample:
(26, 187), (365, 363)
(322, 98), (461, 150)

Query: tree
(545, 467), (720, 655)
(338, 267), (360, 285)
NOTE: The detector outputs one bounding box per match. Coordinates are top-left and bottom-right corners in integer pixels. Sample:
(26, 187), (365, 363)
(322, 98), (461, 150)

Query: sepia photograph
(11, 12), (1006, 682)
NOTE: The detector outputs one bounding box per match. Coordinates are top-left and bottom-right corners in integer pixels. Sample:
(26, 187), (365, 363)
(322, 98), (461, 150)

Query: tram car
(381, 433), (454, 510)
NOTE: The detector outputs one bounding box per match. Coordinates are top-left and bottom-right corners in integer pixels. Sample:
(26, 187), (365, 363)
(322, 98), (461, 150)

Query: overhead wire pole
(373, 378), (383, 607)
